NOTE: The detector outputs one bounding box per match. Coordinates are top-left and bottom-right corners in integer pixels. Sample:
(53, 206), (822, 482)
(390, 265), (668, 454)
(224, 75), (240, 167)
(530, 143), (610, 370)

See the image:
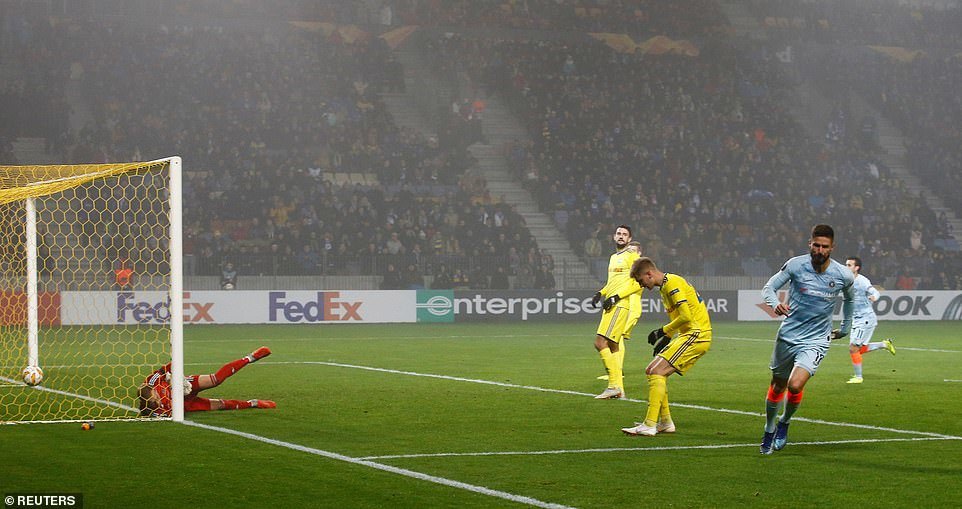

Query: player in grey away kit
(759, 225), (855, 454)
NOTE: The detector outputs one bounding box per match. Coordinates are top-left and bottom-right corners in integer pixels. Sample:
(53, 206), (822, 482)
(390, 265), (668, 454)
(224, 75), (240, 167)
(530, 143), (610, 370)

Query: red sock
(767, 385), (785, 403)
(859, 345), (869, 354)
(851, 351), (863, 364)
(212, 358), (250, 387)
(787, 391), (804, 405)
(220, 399), (254, 410)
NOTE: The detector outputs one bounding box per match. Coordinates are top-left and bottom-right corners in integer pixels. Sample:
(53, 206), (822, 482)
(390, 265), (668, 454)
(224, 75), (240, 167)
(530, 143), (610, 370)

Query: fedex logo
(116, 292), (215, 323)
(269, 291), (363, 322)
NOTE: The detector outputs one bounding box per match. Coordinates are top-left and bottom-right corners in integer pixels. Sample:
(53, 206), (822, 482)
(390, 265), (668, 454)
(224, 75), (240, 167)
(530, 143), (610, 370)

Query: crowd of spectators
(426, 28), (962, 289)
(1, 12), (554, 289)
(748, 0), (962, 49)
(4, 0), (962, 290)
(749, 0), (962, 289)
(390, 0), (727, 37)
(0, 9), (71, 154)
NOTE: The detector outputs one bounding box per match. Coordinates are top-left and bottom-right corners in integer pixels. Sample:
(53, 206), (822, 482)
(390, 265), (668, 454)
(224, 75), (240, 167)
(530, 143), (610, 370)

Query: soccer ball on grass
(22, 365), (44, 386)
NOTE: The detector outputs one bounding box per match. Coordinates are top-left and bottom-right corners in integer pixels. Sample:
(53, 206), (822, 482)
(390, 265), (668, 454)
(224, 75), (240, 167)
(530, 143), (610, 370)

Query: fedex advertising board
(60, 291), (416, 325)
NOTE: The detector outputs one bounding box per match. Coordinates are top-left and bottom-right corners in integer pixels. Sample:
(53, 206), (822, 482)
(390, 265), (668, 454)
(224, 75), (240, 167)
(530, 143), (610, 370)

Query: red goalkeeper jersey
(145, 365), (173, 416)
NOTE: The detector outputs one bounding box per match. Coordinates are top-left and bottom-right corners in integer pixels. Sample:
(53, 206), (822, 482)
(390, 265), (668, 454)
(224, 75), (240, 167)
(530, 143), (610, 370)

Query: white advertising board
(738, 290), (962, 321)
(60, 290), (417, 325)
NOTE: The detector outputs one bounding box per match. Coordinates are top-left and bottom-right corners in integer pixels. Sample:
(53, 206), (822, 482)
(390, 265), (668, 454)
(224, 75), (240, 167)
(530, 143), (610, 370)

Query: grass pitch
(2, 320), (961, 508)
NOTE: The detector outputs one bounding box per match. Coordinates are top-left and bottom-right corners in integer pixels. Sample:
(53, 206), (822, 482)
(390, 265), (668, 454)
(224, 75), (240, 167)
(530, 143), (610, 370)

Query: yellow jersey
(600, 247), (641, 305)
(660, 273), (711, 336)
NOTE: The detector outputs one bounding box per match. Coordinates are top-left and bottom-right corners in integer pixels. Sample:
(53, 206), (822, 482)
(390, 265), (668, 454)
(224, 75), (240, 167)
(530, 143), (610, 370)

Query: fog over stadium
(2, 0), (961, 292)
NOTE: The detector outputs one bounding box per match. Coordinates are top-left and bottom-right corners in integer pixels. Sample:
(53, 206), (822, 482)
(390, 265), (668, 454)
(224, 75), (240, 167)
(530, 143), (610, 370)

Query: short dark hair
(811, 224), (835, 240)
(616, 224), (632, 237)
(846, 256), (862, 269)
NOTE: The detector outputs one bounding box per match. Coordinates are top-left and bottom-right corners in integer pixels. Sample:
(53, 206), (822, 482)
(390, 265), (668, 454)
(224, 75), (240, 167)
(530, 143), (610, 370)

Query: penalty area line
(183, 420), (576, 509)
(360, 436), (961, 461)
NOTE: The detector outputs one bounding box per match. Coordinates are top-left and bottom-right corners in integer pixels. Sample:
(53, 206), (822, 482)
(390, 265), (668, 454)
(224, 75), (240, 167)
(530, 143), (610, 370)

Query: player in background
(590, 225), (642, 399)
(621, 257), (712, 436)
(845, 256), (896, 384)
(760, 225), (855, 454)
(597, 241), (644, 382)
(137, 347), (275, 417)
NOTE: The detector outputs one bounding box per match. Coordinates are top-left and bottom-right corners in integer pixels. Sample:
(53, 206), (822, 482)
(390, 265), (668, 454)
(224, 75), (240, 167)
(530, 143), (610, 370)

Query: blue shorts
(769, 337), (830, 379)
(849, 317), (878, 347)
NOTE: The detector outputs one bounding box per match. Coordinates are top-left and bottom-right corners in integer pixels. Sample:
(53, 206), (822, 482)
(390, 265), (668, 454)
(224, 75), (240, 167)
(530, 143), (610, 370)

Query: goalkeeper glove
(602, 294), (620, 311)
(830, 329), (847, 340)
(652, 336), (671, 357)
(591, 291), (603, 308)
(648, 327), (667, 345)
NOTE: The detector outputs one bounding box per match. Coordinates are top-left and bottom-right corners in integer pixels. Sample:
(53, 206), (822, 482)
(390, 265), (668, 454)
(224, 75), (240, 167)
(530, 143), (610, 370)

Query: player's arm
(762, 265), (791, 315)
(661, 286), (691, 336)
(867, 285), (881, 302)
(837, 279), (856, 337)
(595, 281), (612, 308)
(616, 277), (641, 300)
(602, 275), (642, 310)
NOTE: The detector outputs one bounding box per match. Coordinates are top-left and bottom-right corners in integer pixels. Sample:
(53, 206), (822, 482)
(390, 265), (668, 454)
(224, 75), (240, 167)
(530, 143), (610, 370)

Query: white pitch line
(286, 360), (962, 440)
(718, 335), (961, 353)
(946, 379), (962, 383)
(360, 436), (960, 461)
(0, 375), (137, 412)
(191, 333), (962, 353)
(184, 420), (576, 509)
(2, 376), (576, 509)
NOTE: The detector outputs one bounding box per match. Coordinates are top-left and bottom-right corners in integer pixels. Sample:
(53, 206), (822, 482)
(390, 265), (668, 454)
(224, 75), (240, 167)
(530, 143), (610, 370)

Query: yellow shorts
(658, 330), (711, 375)
(595, 305), (629, 343)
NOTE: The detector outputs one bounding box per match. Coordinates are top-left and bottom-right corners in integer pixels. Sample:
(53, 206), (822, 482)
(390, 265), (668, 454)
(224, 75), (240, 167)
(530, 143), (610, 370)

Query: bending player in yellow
(621, 256), (712, 435)
(591, 226), (643, 399)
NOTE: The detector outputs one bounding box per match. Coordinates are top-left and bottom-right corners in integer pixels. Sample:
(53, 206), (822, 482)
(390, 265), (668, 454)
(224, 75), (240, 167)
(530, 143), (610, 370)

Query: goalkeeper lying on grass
(137, 347), (275, 416)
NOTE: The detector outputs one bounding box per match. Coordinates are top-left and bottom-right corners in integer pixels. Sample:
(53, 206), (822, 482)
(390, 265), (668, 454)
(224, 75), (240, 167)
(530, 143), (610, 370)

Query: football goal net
(0, 157), (184, 424)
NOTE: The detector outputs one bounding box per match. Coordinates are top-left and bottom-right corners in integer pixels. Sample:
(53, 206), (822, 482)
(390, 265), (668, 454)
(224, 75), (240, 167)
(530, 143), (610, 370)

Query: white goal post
(0, 156), (184, 423)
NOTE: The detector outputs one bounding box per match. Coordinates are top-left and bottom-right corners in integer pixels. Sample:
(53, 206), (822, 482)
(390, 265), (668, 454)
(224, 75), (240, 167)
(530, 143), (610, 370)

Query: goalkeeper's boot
(846, 376), (864, 384)
(760, 431), (775, 455)
(773, 421), (790, 451)
(883, 338), (896, 355)
(594, 387), (625, 399)
(622, 422), (657, 436)
(247, 347), (272, 363)
(249, 399), (276, 409)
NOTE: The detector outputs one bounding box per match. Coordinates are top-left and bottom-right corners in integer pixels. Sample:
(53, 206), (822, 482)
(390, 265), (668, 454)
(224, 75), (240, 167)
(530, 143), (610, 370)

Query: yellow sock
(613, 343), (625, 389)
(645, 374), (667, 426)
(599, 348), (622, 389)
(614, 341), (626, 372)
(659, 391), (671, 423)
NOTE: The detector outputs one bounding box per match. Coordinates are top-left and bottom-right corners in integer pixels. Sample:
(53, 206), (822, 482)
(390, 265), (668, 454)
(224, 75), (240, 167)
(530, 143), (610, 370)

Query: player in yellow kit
(597, 241), (643, 382)
(621, 257), (712, 435)
(591, 226), (643, 399)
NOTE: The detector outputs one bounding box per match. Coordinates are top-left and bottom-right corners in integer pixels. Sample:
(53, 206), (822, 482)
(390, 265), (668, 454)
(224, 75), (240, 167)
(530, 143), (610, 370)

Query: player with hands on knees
(621, 257), (712, 437)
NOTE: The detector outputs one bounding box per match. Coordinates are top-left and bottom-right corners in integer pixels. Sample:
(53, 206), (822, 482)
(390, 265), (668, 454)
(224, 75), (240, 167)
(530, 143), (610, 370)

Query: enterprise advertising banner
(417, 290), (737, 322)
